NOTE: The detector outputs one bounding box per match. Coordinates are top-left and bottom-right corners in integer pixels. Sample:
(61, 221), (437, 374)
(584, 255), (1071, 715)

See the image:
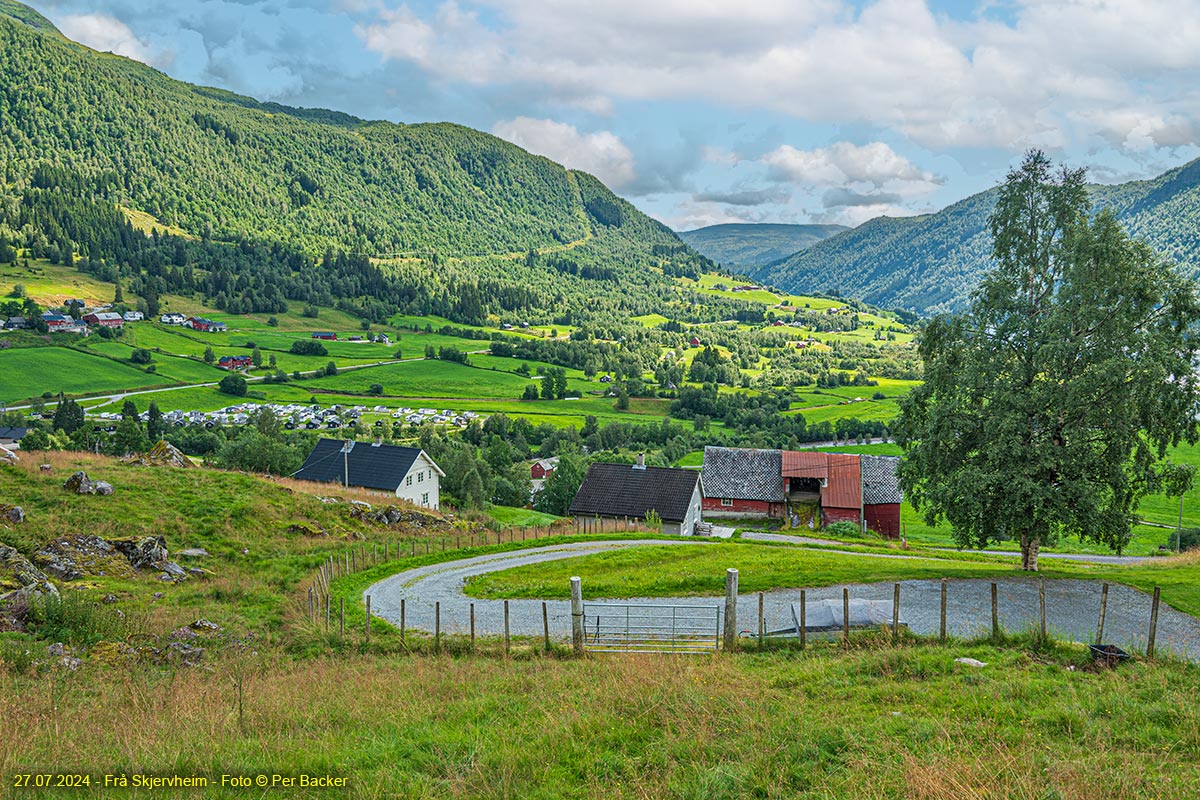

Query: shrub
(290, 340), (327, 356)
(368, 383), (383, 395)
(218, 374), (248, 396)
(1170, 528), (1200, 552)
(824, 520), (865, 538)
(130, 348), (153, 364)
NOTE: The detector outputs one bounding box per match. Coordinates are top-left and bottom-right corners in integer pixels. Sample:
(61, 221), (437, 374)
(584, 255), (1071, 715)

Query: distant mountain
(677, 223), (847, 269)
(755, 158), (1200, 315)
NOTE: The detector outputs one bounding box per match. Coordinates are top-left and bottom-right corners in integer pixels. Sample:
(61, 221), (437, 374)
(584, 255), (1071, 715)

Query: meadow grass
(486, 505), (563, 527)
(4, 636), (1197, 799)
(0, 347), (172, 402)
(0, 258), (118, 306)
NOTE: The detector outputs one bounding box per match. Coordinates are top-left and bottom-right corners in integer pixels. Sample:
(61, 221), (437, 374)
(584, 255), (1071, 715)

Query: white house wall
(394, 454), (441, 510)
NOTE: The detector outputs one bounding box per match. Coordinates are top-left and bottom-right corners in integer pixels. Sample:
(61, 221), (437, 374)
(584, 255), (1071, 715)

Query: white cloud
(762, 141), (942, 195)
(492, 117), (636, 189)
(57, 13), (167, 67)
(356, 0), (1200, 153)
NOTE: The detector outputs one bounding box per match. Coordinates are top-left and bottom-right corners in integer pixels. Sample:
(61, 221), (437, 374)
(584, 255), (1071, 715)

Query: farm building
(217, 355), (253, 370)
(294, 438), (444, 510)
(123, 311), (144, 322)
(569, 457), (703, 536)
(160, 313), (186, 325)
(700, 446), (785, 519)
(41, 313), (72, 330)
(312, 332), (337, 340)
(185, 317), (227, 333)
(700, 447), (902, 537)
(0, 427), (28, 448)
(82, 312), (123, 328)
(5, 317), (27, 330)
(531, 457), (558, 480)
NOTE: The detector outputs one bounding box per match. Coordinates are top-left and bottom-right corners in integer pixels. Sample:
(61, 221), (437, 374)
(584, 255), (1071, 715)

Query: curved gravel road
(365, 539), (1200, 661)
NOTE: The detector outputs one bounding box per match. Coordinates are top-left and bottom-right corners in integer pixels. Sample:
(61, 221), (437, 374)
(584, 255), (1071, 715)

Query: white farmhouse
(294, 438), (444, 509)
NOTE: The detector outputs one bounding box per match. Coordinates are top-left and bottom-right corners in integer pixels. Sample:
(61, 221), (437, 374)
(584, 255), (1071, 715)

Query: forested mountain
(756, 158), (1200, 315)
(678, 223), (846, 269)
(0, 1), (726, 327)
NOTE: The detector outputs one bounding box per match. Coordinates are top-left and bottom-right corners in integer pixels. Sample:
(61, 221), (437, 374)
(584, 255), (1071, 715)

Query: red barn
(531, 458), (558, 480)
(312, 332), (337, 340)
(82, 312), (123, 328)
(703, 447), (902, 537)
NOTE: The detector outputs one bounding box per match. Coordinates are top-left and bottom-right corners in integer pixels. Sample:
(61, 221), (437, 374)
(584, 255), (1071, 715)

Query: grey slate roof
(295, 438), (438, 491)
(0, 426), (28, 441)
(860, 455), (902, 504)
(569, 463), (701, 523)
(701, 446), (785, 502)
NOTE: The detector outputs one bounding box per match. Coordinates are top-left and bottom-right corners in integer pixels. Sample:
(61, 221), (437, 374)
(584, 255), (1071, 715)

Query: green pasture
(0, 347), (172, 402)
(0, 258), (120, 307)
(486, 506), (563, 527)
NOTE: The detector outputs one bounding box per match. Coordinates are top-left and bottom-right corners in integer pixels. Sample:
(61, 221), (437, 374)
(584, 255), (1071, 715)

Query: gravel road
(364, 540), (1200, 660)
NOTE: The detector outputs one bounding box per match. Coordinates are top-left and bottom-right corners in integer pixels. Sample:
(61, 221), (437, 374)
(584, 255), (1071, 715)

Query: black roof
(701, 446), (785, 502)
(0, 427), (28, 440)
(294, 438), (438, 491)
(569, 463), (701, 523)
(860, 455), (902, 504)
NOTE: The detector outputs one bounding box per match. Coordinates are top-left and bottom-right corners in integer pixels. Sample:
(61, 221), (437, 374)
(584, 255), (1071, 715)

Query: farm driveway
(365, 540), (1200, 660)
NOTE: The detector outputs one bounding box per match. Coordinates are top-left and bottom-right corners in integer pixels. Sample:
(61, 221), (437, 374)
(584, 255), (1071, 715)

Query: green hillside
(677, 223), (847, 269)
(756, 158), (1200, 315)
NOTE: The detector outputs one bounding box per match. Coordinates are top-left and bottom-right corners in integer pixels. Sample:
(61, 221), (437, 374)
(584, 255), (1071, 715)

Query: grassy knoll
(3, 639), (1199, 799)
(487, 505), (562, 527)
(463, 541), (1200, 617)
(0, 347), (172, 402)
(306, 359), (540, 399)
(0, 258), (119, 307)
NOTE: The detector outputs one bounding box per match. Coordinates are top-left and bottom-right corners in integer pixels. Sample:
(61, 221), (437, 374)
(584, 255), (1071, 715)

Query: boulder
(63, 471), (113, 495)
(176, 548), (210, 558)
(0, 505), (23, 524)
(0, 446), (17, 464)
(33, 535), (134, 581)
(110, 536), (169, 569)
(0, 543), (59, 603)
(123, 440), (194, 469)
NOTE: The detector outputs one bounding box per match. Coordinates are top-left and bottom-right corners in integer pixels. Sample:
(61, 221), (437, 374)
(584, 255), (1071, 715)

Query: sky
(30, 0), (1200, 231)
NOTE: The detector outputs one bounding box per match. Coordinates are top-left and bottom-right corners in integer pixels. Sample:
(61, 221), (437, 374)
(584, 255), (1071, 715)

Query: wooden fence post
(543, 601), (550, 651)
(570, 577), (584, 655)
(758, 592), (764, 647)
(504, 600), (511, 656)
(723, 569), (739, 652)
(400, 598), (406, 642)
(990, 582), (998, 638)
(892, 583), (900, 639)
(1096, 583), (1109, 644)
(842, 587), (850, 645)
(1148, 587), (1161, 658)
(800, 590), (806, 649)
(308, 587), (314, 621)
(1039, 580), (1047, 641)
(939, 578), (947, 641)
(470, 602), (476, 651)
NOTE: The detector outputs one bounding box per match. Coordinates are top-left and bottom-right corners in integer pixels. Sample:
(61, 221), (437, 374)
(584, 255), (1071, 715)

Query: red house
(531, 457), (558, 480)
(312, 332), (337, 340)
(689, 337), (701, 346)
(217, 355), (252, 370)
(82, 312), (124, 328)
(699, 447), (785, 519)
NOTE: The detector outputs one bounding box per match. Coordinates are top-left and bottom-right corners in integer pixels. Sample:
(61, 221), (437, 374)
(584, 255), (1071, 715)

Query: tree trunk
(1019, 533), (1040, 571)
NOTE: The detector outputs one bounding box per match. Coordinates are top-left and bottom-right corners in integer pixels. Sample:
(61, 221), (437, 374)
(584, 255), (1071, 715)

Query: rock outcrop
(0, 543), (59, 603)
(122, 440), (194, 469)
(33, 535), (187, 582)
(350, 504), (442, 527)
(0, 505), (24, 524)
(0, 446), (17, 464)
(63, 471), (114, 496)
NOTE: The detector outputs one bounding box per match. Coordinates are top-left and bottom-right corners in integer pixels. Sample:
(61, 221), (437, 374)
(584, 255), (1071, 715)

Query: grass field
(0, 347), (173, 402)
(0, 258), (119, 307)
(3, 639), (1199, 799)
(487, 505), (563, 527)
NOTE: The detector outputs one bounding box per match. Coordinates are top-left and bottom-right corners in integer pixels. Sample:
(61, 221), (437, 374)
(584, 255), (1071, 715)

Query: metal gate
(583, 602), (721, 653)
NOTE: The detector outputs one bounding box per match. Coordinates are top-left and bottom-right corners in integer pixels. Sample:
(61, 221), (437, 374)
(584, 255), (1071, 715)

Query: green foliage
(218, 374), (248, 396)
(897, 151), (1200, 570)
(25, 591), (130, 647)
(823, 520), (864, 538)
(289, 339), (327, 356)
(129, 348), (153, 364)
(534, 453), (586, 516)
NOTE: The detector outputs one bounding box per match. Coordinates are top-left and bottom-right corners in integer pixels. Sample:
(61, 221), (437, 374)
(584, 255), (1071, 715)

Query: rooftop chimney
(634, 452), (646, 470)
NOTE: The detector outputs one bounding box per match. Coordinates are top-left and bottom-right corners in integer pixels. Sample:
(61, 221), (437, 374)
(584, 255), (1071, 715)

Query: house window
(720, 498), (734, 507)
(418, 472), (423, 483)
(421, 492), (429, 506)
(406, 475), (412, 487)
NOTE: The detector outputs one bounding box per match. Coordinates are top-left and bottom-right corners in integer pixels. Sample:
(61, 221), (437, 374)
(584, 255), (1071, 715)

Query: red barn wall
(865, 503), (901, 539)
(821, 506), (861, 526)
(702, 498), (773, 518)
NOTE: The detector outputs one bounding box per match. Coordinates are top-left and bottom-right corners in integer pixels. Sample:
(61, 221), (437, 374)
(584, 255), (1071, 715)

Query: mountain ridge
(754, 158), (1200, 315)
(677, 222), (847, 270)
